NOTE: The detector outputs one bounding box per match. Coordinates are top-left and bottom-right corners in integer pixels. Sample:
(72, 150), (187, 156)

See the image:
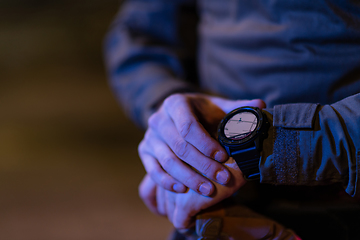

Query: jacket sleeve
(260, 93), (360, 197)
(104, 0), (198, 129)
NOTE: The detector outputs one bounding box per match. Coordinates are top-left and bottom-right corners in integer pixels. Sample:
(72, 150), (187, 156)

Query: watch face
(224, 112), (258, 140)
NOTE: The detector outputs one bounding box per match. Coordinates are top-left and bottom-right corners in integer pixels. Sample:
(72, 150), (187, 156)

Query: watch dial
(224, 112), (258, 140)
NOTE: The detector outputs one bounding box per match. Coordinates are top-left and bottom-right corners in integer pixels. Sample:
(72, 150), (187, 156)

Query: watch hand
(229, 131), (251, 138)
(229, 120), (256, 124)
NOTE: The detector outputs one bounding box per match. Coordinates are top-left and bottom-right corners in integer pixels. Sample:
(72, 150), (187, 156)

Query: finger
(156, 185), (167, 216)
(165, 190), (176, 225)
(151, 113), (231, 187)
(138, 174), (159, 215)
(172, 195), (196, 229)
(148, 133), (216, 196)
(162, 94), (228, 163)
(138, 133), (187, 193)
(139, 151), (187, 193)
(210, 97), (267, 113)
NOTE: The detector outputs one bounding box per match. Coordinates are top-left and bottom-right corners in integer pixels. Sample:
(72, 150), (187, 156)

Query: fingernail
(199, 182), (212, 196)
(173, 183), (185, 192)
(216, 170), (229, 184)
(214, 151), (227, 162)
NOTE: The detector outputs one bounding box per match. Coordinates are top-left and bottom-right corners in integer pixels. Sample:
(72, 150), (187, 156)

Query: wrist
(258, 109), (274, 183)
(217, 107), (269, 181)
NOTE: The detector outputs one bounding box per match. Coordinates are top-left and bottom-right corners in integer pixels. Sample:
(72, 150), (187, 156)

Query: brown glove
(195, 204), (301, 240)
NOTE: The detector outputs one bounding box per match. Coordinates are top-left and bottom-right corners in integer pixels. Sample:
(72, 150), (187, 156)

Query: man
(104, 0), (360, 239)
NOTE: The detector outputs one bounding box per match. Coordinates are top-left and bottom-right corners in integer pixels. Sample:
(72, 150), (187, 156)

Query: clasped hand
(138, 93), (265, 228)
(139, 157), (245, 229)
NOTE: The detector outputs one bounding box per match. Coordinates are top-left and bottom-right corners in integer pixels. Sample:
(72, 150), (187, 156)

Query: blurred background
(0, 0), (173, 239)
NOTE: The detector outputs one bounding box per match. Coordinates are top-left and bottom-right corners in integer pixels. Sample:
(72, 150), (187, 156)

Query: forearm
(104, 0), (197, 128)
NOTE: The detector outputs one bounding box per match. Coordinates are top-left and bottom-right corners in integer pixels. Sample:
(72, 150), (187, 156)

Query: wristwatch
(217, 106), (269, 180)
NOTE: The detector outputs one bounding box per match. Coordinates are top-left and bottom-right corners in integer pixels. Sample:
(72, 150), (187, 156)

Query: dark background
(0, 0), (173, 239)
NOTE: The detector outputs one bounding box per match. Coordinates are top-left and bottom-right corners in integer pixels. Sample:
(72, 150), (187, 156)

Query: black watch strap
(230, 145), (260, 180)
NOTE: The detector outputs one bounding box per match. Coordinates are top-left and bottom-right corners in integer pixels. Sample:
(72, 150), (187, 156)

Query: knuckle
(200, 161), (214, 176)
(163, 96), (175, 109)
(138, 140), (146, 153)
(183, 175), (201, 190)
(138, 132), (152, 154)
(148, 112), (160, 129)
(160, 156), (175, 171)
(149, 169), (160, 182)
(143, 129), (155, 145)
(163, 94), (186, 111)
(143, 129), (151, 141)
(164, 93), (184, 105)
(159, 175), (172, 190)
(178, 120), (194, 139)
(199, 143), (213, 157)
(173, 139), (190, 159)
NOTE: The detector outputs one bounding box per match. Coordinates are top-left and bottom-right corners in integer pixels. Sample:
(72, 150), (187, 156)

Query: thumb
(173, 205), (195, 230)
(138, 174), (159, 215)
(209, 97), (266, 114)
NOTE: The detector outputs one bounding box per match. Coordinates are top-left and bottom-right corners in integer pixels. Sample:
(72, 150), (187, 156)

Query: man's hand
(139, 157), (246, 229)
(138, 93), (265, 196)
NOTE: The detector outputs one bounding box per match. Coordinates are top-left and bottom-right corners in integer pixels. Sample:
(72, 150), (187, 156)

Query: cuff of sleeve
(260, 103), (319, 185)
(273, 103), (319, 128)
